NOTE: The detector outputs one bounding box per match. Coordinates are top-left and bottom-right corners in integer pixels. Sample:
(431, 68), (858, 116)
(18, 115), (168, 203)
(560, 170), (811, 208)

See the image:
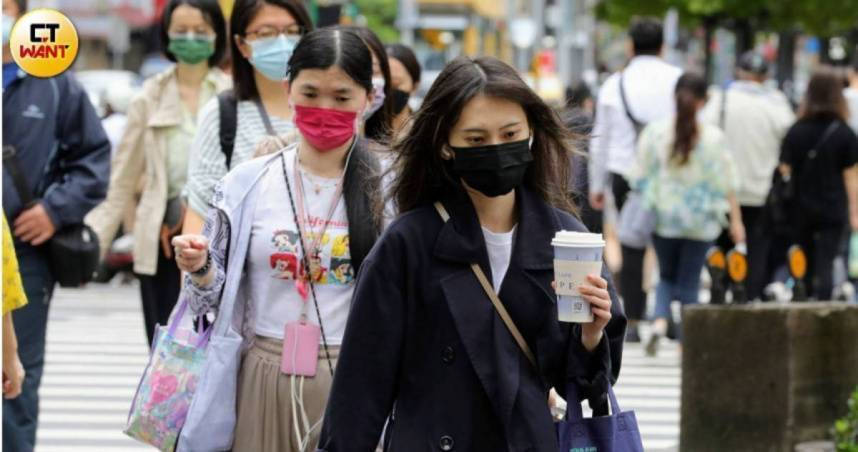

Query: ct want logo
(9, 9), (79, 78)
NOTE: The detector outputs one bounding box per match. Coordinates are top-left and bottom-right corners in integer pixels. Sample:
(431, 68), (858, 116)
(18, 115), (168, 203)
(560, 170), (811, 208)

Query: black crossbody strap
(813, 121), (840, 152)
(2, 145), (36, 207)
(619, 71), (644, 135)
(280, 152), (335, 377)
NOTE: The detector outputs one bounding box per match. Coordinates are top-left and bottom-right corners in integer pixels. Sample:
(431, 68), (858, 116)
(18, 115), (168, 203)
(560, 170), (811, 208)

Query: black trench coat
(317, 187), (626, 452)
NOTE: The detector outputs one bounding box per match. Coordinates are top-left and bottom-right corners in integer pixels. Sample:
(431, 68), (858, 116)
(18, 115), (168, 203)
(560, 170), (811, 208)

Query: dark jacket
(2, 70), (110, 252)
(318, 186), (626, 452)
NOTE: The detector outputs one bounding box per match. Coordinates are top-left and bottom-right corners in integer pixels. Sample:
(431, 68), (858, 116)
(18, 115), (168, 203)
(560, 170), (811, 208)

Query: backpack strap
(618, 71), (644, 136)
(217, 90), (238, 169)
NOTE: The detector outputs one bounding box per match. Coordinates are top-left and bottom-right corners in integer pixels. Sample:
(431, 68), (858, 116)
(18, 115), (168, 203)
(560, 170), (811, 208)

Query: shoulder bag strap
(618, 71), (644, 135)
(719, 85), (729, 131)
(433, 201), (537, 368)
(2, 145), (36, 208)
(813, 121), (840, 152)
(253, 99), (276, 136)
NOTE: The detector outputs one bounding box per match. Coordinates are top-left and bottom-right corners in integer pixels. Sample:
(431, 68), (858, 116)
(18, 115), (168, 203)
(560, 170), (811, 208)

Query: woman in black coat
(317, 56), (627, 452)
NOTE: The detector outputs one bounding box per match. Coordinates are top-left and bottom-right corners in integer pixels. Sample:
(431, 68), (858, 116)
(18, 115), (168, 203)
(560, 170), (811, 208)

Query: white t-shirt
(845, 87), (858, 134)
(482, 225), (516, 291)
(247, 147), (354, 343)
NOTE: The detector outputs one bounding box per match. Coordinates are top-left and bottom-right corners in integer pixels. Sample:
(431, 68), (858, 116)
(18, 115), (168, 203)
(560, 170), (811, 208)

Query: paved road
(36, 283), (680, 451)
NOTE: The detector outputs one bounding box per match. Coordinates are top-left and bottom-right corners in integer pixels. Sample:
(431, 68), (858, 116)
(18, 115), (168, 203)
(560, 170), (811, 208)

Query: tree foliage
(354, 0), (400, 43)
(594, 0), (858, 36)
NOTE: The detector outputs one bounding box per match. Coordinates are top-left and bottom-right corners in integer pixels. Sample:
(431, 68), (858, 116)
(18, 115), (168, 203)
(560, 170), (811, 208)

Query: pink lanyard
(291, 148), (349, 290)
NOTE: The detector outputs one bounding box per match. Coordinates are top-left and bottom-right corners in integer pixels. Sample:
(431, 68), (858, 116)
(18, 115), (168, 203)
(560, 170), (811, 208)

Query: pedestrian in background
(563, 81), (601, 233)
(588, 17), (682, 342)
(342, 26), (395, 145)
(183, 0), (313, 234)
(3, 215), (27, 400)
(845, 53), (858, 134)
(2, 0), (111, 448)
(702, 51), (795, 300)
(629, 72), (745, 356)
(86, 0), (231, 346)
(317, 56), (626, 452)
(171, 28), (382, 451)
(385, 43), (421, 138)
(779, 67), (858, 300)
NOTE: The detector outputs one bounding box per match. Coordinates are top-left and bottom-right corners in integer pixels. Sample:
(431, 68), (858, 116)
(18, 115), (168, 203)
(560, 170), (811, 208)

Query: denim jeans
(3, 250), (54, 452)
(652, 235), (711, 321)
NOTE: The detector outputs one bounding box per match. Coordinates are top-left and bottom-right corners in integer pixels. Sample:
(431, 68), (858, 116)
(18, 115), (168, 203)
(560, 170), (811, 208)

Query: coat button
(439, 435), (454, 451)
(441, 346), (455, 364)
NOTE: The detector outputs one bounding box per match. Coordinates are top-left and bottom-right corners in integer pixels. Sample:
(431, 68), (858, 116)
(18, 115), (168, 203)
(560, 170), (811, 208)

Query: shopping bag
(617, 192), (656, 250)
(556, 384), (644, 452)
(124, 299), (211, 451)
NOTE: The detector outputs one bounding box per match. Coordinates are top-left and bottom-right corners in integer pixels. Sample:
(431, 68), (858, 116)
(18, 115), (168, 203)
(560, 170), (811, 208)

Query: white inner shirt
(481, 225), (517, 291)
(247, 147), (354, 343)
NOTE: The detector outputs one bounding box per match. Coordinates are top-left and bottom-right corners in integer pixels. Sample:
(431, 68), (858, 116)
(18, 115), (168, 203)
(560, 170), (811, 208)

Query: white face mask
(363, 77), (386, 120)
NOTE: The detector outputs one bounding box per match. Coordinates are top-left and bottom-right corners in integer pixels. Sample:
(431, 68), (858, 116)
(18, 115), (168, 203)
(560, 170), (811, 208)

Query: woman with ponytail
(629, 72), (745, 356)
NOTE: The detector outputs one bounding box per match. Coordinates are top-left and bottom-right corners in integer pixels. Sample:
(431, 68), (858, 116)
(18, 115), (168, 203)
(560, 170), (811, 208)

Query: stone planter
(680, 302), (858, 452)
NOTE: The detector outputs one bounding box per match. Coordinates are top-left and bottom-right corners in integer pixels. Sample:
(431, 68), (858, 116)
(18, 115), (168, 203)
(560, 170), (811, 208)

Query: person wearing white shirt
(588, 17), (681, 342)
(701, 51), (795, 299)
(845, 55), (858, 134)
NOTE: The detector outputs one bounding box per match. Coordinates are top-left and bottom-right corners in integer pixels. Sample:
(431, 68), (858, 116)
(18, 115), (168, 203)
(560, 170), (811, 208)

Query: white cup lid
(551, 230), (606, 247)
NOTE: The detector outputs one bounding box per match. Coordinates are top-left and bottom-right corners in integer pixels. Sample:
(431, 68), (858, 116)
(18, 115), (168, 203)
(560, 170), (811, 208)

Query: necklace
(299, 168), (340, 195)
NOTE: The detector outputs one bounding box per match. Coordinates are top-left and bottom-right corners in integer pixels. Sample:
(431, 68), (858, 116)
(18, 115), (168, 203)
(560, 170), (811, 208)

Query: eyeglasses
(244, 24), (305, 41)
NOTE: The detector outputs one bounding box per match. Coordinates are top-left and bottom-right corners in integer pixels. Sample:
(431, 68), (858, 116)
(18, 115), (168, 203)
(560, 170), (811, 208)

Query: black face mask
(392, 89), (411, 115)
(450, 138), (533, 197)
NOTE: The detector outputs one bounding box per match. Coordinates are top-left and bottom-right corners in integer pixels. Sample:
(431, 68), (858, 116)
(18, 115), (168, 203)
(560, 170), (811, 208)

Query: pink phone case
(281, 322), (321, 377)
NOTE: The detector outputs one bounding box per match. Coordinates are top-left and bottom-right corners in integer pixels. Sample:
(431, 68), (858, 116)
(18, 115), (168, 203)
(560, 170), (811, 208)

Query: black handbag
(3, 145), (100, 287)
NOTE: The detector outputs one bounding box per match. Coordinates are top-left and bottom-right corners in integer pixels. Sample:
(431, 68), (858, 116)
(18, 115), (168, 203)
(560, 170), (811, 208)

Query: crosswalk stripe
(41, 375), (141, 386)
(40, 399), (132, 412)
(44, 364), (146, 375)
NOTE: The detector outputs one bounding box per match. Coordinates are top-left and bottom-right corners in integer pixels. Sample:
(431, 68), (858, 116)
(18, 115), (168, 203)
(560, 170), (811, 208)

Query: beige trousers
(232, 336), (338, 452)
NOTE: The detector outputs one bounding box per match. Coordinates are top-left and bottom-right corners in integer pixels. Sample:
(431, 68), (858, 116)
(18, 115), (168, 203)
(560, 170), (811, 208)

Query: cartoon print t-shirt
(247, 146), (354, 343)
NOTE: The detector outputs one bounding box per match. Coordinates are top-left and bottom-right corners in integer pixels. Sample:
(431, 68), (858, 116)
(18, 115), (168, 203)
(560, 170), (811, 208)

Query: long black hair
(287, 27), (381, 271)
(160, 0), (228, 67)
(341, 26), (395, 143)
(230, 0), (313, 101)
(390, 56), (577, 214)
(672, 72), (707, 165)
(385, 43), (422, 88)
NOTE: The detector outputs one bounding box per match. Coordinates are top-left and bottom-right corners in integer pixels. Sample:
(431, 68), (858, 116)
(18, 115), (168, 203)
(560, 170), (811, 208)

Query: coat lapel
(435, 186), (564, 432)
(147, 69), (183, 129)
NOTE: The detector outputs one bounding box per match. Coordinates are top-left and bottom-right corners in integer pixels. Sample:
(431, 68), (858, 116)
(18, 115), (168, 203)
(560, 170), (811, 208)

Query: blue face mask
(248, 35), (298, 82)
(2, 14), (14, 46)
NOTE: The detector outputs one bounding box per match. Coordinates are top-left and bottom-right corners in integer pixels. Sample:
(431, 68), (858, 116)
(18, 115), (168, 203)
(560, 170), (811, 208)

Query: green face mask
(168, 33), (215, 65)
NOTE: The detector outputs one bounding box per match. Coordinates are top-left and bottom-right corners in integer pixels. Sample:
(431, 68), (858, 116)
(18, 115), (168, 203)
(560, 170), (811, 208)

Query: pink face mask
(293, 104), (358, 152)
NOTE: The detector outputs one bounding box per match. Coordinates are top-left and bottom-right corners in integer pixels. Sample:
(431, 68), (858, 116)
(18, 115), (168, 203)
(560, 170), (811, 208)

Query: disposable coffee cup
(551, 231), (605, 323)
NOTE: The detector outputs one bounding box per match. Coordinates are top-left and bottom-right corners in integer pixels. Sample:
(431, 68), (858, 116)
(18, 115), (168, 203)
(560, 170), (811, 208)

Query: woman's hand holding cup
(552, 274), (612, 352)
(578, 274), (612, 351)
